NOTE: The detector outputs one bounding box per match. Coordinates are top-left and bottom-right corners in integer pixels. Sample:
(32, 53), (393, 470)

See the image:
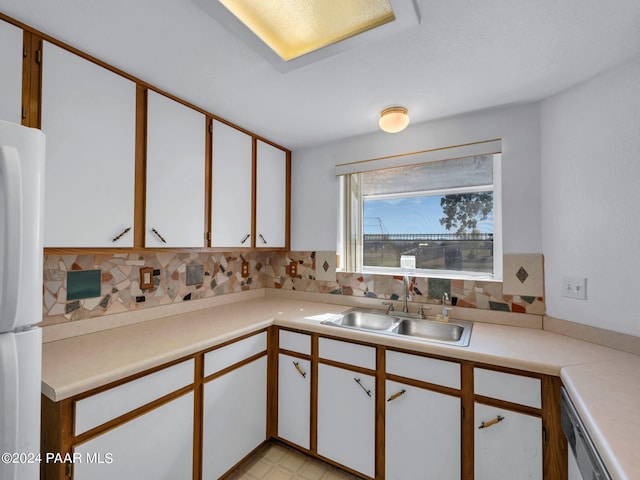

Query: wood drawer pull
(293, 361), (306, 378)
(354, 378), (372, 397)
(387, 389), (406, 402)
(478, 415), (505, 429)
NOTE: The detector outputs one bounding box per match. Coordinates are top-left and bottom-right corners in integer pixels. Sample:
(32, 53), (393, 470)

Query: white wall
(291, 102), (542, 256)
(541, 55), (640, 336)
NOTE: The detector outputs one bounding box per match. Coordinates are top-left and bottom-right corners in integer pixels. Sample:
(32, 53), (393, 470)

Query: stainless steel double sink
(321, 308), (472, 347)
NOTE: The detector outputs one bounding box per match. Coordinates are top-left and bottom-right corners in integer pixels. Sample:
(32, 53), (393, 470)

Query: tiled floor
(226, 442), (360, 480)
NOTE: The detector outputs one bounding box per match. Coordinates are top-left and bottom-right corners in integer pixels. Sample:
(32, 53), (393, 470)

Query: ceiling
(3, 0), (640, 150)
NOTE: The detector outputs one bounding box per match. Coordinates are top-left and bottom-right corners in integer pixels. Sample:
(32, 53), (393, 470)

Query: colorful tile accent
(41, 251), (546, 325)
(503, 254), (544, 297)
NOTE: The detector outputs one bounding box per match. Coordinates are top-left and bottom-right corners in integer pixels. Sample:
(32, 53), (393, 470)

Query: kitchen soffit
(193, 0), (422, 72)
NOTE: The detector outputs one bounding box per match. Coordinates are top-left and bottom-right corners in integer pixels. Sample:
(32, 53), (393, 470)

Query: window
(338, 144), (502, 280)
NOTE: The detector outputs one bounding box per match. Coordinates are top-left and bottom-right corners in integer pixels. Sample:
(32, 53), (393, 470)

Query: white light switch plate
(562, 276), (587, 300)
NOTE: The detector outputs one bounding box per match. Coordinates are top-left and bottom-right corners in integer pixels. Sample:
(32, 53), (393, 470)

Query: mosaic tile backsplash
(42, 251), (544, 324)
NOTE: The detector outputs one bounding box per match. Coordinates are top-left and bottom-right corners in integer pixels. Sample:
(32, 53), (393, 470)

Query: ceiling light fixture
(379, 107), (410, 133)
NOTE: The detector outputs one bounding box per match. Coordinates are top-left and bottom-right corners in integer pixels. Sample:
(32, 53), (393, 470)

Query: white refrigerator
(0, 120), (45, 480)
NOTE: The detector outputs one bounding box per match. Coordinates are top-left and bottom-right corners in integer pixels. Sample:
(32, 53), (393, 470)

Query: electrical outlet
(562, 277), (587, 300)
(241, 261), (250, 278)
(289, 261), (298, 277)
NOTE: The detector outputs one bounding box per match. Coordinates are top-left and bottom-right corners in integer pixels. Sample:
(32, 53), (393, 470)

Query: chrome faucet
(403, 275), (410, 313)
(441, 292), (450, 319)
(442, 292), (449, 307)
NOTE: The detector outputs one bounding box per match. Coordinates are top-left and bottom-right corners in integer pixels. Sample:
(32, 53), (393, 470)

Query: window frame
(338, 152), (503, 281)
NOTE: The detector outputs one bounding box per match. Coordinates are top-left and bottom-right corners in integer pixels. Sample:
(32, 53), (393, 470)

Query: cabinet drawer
(279, 330), (311, 355)
(318, 337), (376, 370)
(204, 331), (267, 377)
(387, 350), (460, 390)
(474, 368), (541, 408)
(75, 359), (194, 435)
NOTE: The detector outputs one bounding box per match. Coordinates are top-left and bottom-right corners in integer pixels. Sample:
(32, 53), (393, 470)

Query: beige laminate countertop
(561, 358), (640, 480)
(42, 296), (639, 479)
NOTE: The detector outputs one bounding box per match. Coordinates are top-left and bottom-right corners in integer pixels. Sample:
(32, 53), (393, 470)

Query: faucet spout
(442, 292), (449, 306)
(403, 275), (410, 313)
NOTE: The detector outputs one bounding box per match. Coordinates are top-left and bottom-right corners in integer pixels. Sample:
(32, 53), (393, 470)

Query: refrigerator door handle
(0, 334), (19, 480)
(0, 146), (23, 328)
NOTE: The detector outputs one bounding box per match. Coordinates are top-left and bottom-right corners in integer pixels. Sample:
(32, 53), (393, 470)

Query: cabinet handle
(293, 361), (306, 378)
(354, 378), (372, 397)
(151, 228), (167, 244)
(387, 389), (406, 402)
(478, 415), (505, 429)
(240, 234), (250, 244)
(258, 234), (267, 245)
(111, 227), (131, 243)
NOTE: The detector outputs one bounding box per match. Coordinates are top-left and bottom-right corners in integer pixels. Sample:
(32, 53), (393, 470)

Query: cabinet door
(475, 403), (542, 480)
(202, 356), (267, 480)
(210, 120), (252, 247)
(73, 392), (193, 480)
(386, 380), (460, 480)
(0, 19), (23, 124)
(255, 140), (287, 248)
(146, 91), (205, 247)
(317, 364), (375, 477)
(278, 354), (310, 449)
(41, 42), (136, 247)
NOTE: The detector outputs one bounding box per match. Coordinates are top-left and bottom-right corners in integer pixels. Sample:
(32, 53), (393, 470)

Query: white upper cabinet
(255, 140), (287, 249)
(41, 41), (136, 247)
(210, 120), (252, 247)
(146, 91), (205, 247)
(0, 19), (23, 124)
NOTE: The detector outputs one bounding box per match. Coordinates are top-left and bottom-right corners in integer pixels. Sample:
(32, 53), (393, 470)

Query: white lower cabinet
(474, 402), (542, 480)
(202, 356), (267, 480)
(73, 392), (194, 480)
(317, 363), (375, 478)
(385, 380), (461, 480)
(278, 354), (311, 449)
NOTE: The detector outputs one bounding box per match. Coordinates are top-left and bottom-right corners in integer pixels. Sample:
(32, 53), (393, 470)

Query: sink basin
(393, 318), (464, 342)
(321, 308), (472, 346)
(326, 310), (396, 330)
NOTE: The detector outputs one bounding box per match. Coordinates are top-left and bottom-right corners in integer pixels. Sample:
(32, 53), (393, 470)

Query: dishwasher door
(561, 387), (612, 480)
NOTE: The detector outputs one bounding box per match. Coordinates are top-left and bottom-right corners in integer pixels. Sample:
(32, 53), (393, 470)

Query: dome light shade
(378, 106), (409, 133)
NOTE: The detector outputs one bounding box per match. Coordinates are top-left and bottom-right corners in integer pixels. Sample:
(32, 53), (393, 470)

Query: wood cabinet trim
(310, 334), (319, 454)
(266, 326), (279, 439)
(134, 85), (148, 248)
(461, 362), (474, 480)
(474, 395), (542, 417)
(317, 357), (377, 376)
(385, 372), (461, 398)
(21, 31), (42, 129)
(278, 348), (312, 360)
(201, 351), (267, 384)
(193, 354), (204, 480)
(374, 346), (385, 480)
(199, 328), (267, 357)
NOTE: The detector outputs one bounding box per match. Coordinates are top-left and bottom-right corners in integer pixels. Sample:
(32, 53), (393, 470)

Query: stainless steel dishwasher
(561, 387), (612, 480)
